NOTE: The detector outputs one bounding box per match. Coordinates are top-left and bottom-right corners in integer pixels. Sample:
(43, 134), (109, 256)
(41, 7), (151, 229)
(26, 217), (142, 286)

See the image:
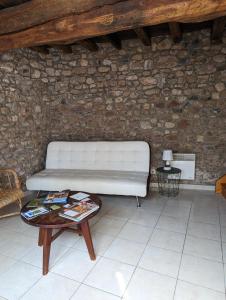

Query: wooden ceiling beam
(106, 33), (121, 49)
(77, 39), (99, 51)
(168, 22), (182, 43)
(0, 0), (226, 52)
(134, 27), (151, 46)
(211, 16), (226, 43)
(0, 0), (121, 35)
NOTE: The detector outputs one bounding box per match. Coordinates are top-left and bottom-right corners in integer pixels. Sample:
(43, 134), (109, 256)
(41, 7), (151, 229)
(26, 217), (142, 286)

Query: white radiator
(171, 153), (196, 180)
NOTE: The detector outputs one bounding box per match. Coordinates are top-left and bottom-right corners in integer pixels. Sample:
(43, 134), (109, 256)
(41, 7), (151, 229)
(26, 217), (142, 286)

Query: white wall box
(171, 153), (196, 180)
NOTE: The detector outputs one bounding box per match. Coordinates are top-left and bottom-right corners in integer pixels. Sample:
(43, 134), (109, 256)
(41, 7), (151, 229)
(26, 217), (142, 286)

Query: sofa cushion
(45, 141), (150, 172)
(26, 169), (149, 197)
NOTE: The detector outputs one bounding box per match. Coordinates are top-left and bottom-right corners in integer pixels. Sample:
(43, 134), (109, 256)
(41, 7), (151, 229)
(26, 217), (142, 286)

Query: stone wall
(0, 50), (51, 184)
(0, 29), (226, 186)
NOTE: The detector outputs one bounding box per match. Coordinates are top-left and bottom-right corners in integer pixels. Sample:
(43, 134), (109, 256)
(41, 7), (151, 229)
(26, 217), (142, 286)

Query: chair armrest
(0, 169), (21, 189)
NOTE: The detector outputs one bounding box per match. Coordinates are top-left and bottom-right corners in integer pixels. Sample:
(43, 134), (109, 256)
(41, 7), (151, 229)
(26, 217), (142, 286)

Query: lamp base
(164, 166), (171, 171)
(163, 160), (171, 171)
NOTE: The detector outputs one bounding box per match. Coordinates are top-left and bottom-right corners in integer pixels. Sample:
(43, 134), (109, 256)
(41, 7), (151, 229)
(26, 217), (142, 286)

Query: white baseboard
(150, 182), (215, 191)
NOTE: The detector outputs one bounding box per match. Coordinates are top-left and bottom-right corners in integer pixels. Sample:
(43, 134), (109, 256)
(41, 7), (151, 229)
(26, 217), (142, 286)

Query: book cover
(70, 192), (90, 201)
(43, 190), (69, 204)
(27, 198), (43, 208)
(22, 207), (49, 220)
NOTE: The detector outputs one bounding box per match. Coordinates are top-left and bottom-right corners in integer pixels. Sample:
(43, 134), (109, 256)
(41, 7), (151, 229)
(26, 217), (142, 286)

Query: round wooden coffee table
(21, 192), (101, 275)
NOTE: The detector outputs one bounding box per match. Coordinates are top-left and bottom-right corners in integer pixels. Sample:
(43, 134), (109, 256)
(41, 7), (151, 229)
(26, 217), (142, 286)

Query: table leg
(42, 228), (52, 275)
(38, 228), (44, 246)
(80, 221), (96, 260)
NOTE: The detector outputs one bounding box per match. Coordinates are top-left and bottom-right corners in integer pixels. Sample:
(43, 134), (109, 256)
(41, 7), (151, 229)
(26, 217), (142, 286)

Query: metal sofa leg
(136, 196), (141, 208)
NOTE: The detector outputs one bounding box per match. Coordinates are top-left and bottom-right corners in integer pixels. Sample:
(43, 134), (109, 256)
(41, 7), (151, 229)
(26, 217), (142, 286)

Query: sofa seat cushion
(26, 169), (149, 197)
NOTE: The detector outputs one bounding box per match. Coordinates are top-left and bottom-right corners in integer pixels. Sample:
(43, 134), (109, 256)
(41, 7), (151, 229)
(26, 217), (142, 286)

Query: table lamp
(162, 150), (173, 171)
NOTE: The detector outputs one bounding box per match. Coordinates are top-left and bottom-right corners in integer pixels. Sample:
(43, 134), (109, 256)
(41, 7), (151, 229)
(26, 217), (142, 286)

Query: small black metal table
(156, 167), (181, 197)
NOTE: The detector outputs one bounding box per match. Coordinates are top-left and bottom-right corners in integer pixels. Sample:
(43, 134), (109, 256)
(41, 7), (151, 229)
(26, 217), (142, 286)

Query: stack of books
(59, 200), (99, 222)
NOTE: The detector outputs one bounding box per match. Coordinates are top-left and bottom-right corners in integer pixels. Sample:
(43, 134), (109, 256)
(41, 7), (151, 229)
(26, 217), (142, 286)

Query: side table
(156, 167), (181, 197)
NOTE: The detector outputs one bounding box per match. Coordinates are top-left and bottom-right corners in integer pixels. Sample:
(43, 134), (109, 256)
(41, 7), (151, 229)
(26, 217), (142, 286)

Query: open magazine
(59, 200), (99, 222)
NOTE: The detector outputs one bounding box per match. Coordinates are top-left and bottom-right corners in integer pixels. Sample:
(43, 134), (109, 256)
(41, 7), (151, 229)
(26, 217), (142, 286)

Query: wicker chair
(0, 169), (24, 219)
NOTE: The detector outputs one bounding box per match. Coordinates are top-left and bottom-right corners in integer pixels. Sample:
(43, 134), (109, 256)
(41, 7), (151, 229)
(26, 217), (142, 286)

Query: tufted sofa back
(46, 141), (150, 173)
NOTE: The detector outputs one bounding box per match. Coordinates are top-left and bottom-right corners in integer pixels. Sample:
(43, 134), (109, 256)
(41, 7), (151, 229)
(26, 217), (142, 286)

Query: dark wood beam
(134, 27), (151, 46)
(77, 39), (98, 51)
(50, 44), (73, 53)
(106, 33), (122, 49)
(0, 0), (121, 35)
(29, 46), (49, 54)
(212, 16), (226, 43)
(168, 22), (182, 43)
(0, 0), (226, 52)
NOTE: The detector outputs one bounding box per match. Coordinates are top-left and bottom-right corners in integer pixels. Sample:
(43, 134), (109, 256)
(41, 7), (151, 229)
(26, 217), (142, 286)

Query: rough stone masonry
(0, 29), (226, 187)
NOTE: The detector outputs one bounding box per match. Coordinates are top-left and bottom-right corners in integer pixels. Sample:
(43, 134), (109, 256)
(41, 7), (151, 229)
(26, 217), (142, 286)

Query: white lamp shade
(162, 150), (173, 161)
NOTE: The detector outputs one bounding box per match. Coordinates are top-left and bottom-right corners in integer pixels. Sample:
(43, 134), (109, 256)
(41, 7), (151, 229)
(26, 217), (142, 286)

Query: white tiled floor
(0, 190), (226, 299)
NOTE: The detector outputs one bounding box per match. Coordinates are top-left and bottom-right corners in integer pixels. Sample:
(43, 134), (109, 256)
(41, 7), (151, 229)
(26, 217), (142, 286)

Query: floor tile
(53, 230), (80, 247)
(106, 206), (135, 219)
(220, 227), (226, 242)
(162, 204), (190, 219)
(52, 249), (98, 282)
(21, 273), (79, 300)
(174, 280), (225, 300)
(140, 201), (164, 214)
(220, 214), (226, 227)
(0, 261), (41, 300)
(149, 228), (185, 252)
(221, 242), (226, 262)
(21, 243), (70, 269)
(179, 254), (225, 292)
(104, 238), (145, 265)
(73, 232), (114, 255)
(190, 210), (219, 225)
(0, 216), (29, 233)
(0, 254), (17, 275)
(71, 284), (120, 300)
(23, 225), (39, 239)
(188, 221), (221, 241)
(0, 234), (35, 260)
(84, 257), (134, 297)
(118, 222), (152, 244)
(123, 267), (176, 300)
(92, 216), (127, 236)
(184, 236), (222, 262)
(128, 209), (160, 227)
(166, 199), (192, 209)
(139, 246), (181, 278)
(156, 215), (187, 234)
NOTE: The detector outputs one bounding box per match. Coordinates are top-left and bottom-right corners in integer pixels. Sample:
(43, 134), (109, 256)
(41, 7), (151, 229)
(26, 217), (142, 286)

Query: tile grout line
(172, 195), (193, 300)
(217, 196), (226, 296)
(68, 198), (135, 299)
(120, 195), (168, 299)
(2, 194), (222, 299)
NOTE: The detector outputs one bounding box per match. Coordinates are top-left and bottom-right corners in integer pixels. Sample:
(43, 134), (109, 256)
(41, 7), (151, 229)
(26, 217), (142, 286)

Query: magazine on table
(21, 207), (49, 220)
(59, 200), (99, 222)
(27, 198), (44, 208)
(69, 192), (90, 201)
(43, 190), (70, 204)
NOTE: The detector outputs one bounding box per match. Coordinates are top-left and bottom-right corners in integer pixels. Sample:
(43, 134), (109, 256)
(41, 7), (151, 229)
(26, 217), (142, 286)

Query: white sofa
(26, 141), (150, 206)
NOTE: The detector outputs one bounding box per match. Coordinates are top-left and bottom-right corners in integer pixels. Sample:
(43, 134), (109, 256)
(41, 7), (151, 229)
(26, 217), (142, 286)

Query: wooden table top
(20, 192), (102, 229)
